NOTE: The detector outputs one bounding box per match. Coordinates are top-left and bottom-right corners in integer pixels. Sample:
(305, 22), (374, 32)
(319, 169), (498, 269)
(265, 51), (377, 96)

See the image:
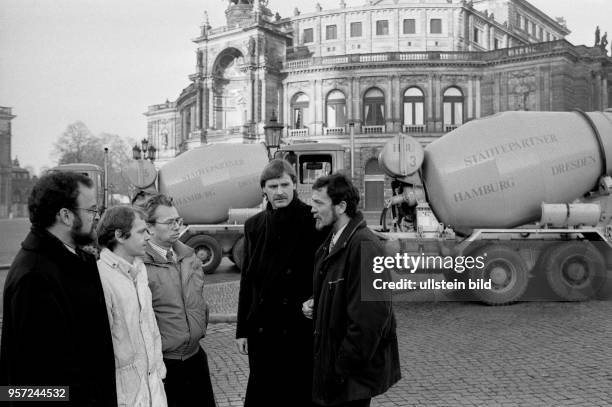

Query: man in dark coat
(305, 173), (401, 407)
(0, 172), (117, 406)
(236, 159), (326, 407)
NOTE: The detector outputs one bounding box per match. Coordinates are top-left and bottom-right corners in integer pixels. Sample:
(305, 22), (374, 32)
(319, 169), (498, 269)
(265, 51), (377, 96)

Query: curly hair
(96, 205), (145, 251)
(312, 172), (360, 217)
(28, 172), (94, 229)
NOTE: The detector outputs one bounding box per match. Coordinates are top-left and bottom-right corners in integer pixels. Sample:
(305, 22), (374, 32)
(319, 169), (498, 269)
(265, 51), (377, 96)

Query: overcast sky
(1, 0), (610, 173)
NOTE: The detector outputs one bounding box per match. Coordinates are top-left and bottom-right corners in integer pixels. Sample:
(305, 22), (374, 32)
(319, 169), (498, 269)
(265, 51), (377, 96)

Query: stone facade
(145, 0), (612, 210)
(0, 107), (15, 218)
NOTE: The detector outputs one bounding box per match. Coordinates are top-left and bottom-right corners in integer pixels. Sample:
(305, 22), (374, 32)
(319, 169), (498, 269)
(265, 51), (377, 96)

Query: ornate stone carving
(507, 70), (536, 111)
(323, 78), (348, 88)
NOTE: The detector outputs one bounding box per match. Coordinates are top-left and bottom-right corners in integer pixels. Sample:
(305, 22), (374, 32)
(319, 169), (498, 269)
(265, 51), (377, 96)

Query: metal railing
(444, 125), (459, 132)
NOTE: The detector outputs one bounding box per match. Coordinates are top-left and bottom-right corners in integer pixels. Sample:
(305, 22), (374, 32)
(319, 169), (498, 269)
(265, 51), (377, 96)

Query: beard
(71, 213), (96, 246)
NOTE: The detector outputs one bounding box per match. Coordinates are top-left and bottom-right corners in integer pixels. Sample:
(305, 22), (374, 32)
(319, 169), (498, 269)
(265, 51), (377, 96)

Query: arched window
(403, 87), (425, 127)
(291, 93), (309, 129)
(364, 88), (385, 126)
(443, 87), (464, 128)
(326, 90), (346, 128)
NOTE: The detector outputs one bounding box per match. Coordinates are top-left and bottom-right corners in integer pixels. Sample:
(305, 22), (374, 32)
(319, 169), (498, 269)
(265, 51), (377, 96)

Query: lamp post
(263, 110), (284, 159)
(132, 138), (157, 162)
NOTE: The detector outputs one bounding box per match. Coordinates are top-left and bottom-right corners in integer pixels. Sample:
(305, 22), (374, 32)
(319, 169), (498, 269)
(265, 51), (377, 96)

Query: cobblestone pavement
(201, 300), (612, 407)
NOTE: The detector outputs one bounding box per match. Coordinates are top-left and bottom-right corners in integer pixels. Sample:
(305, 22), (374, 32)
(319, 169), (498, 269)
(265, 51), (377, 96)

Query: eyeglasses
(74, 207), (100, 216)
(154, 217), (184, 227)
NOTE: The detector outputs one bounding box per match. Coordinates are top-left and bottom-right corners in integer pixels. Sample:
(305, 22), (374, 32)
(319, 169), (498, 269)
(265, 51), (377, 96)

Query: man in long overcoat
(236, 159), (326, 406)
(307, 173), (401, 407)
(0, 172), (117, 406)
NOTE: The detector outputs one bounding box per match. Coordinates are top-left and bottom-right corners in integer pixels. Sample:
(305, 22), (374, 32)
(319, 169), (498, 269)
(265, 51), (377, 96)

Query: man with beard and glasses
(236, 159), (326, 407)
(0, 172), (117, 406)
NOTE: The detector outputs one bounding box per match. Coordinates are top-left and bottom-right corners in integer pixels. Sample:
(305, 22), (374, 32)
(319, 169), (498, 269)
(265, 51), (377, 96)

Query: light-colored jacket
(143, 240), (209, 360)
(98, 248), (167, 407)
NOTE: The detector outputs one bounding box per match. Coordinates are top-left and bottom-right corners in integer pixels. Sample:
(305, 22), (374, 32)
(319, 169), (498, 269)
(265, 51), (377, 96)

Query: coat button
(282, 298), (288, 305)
(258, 327), (264, 333)
(259, 298), (264, 305)
(286, 269), (292, 275)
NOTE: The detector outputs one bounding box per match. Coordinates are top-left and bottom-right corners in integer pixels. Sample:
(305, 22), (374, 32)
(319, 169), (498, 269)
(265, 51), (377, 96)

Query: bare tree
(51, 122), (135, 196)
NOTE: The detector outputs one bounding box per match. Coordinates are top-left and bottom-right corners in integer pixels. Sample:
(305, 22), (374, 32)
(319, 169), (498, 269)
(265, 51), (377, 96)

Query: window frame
(403, 18), (416, 34)
(350, 21), (362, 37)
(430, 18), (442, 34)
(303, 28), (314, 44)
(325, 24), (337, 41)
(376, 20), (389, 36)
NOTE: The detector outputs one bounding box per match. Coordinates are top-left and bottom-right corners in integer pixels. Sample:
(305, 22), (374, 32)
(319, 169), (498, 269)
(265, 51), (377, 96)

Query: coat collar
(322, 211), (366, 260)
(143, 239), (194, 266)
(22, 226), (93, 262)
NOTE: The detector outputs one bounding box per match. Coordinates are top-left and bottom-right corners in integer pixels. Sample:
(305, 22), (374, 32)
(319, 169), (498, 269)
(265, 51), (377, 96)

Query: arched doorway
(364, 158), (385, 211)
(212, 48), (247, 130)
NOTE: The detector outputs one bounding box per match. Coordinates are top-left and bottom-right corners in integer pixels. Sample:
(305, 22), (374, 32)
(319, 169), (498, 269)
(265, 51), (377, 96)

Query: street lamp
(263, 110), (284, 158)
(132, 138), (157, 161)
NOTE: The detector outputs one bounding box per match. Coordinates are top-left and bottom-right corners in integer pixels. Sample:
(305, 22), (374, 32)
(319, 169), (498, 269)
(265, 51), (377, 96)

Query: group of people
(0, 158), (401, 407)
(237, 159), (400, 407)
(0, 172), (215, 406)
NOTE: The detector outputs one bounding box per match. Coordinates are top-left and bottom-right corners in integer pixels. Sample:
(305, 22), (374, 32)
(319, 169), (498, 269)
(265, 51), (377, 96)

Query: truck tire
(468, 244), (529, 305)
(543, 241), (605, 301)
(232, 237), (246, 272)
(186, 235), (222, 275)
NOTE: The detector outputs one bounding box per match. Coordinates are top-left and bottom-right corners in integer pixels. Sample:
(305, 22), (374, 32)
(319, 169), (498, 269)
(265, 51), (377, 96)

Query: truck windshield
(299, 154), (333, 184)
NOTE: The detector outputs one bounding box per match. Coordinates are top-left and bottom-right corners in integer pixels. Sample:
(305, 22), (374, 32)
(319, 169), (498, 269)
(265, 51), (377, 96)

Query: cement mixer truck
(125, 110), (611, 304)
(274, 110), (612, 304)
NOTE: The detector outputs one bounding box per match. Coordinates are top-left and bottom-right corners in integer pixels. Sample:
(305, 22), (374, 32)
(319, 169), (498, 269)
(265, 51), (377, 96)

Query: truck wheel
(543, 242), (605, 301)
(469, 244), (529, 305)
(186, 235), (222, 275)
(232, 237), (245, 272)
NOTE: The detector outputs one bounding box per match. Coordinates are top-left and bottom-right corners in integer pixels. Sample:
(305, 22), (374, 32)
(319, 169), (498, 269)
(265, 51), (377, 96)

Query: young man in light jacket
(96, 205), (167, 407)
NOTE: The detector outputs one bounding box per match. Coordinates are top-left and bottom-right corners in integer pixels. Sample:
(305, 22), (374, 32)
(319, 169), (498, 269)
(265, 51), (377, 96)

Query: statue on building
(595, 25), (601, 46)
(275, 11), (281, 21)
(247, 37), (256, 57)
(293, 7), (300, 16)
(601, 32), (609, 54)
(316, 2), (322, 12)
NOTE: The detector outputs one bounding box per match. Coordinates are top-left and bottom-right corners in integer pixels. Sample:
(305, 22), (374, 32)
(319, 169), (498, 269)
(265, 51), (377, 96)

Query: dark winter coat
(236, 196), (326, 407)
(0, 228), (117, 407)
(312, 212), (401, 405)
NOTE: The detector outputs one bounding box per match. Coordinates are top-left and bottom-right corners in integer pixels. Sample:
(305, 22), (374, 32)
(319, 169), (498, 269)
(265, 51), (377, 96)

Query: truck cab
(49, 163), (106, 211)
(275, 143), (346, 204)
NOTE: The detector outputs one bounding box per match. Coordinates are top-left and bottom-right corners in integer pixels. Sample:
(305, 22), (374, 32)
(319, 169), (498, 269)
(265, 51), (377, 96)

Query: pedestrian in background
(0, 172), (117, 406)
(305, 173), (401, 407)
(96, 205), (167, 406)
(142, 194), (216, 407)
(236, 159), (327, 407)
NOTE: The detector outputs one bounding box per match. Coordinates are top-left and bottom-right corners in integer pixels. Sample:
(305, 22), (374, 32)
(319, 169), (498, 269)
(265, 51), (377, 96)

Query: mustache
(273, 194), (289, 200)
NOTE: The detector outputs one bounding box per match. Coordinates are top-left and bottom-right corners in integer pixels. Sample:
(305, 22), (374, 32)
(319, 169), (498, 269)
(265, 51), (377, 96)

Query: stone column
(261, 69), (267, 123)
(467, 76), (474, 120)
(348, 77), (354, 123)
(428, 74), (434, 131)
(603, 76), (609, 109)
(392, 75), (401, 132)
(475, 75), (481, 118)
(434, 74), (442, 131)
(195, 80), (202, 130)
(386, 75), (393, 132)
(208, 79), (215, 130)
(202, 79), (210, 130)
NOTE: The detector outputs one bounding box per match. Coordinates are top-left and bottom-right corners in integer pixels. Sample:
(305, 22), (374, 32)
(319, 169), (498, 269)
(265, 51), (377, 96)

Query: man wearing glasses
(142, 194), (215, 407)
(0, 172), (117, 406)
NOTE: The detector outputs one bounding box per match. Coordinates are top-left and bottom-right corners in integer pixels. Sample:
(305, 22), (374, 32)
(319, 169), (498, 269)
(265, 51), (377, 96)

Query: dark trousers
(163, 347), (216, 407)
